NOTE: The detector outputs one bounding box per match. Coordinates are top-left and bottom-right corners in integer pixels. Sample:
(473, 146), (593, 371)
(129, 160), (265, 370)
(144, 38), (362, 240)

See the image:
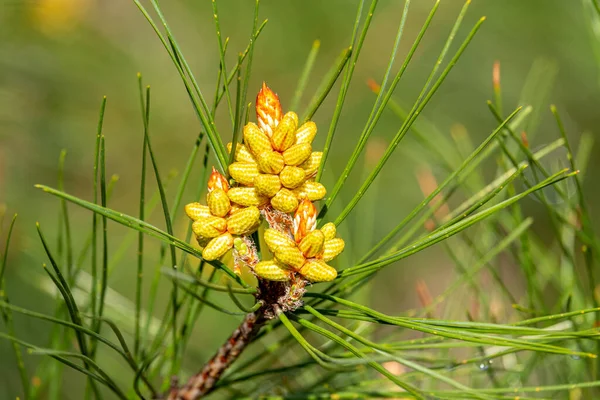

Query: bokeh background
(1, 0), (599, 398)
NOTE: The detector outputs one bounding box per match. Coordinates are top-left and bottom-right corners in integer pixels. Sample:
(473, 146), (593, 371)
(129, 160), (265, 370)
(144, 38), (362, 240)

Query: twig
(165, 310), (266, 400)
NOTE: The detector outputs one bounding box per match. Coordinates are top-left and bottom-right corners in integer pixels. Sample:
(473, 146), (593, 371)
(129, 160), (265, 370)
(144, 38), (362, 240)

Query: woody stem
(165, 309), (266, 400)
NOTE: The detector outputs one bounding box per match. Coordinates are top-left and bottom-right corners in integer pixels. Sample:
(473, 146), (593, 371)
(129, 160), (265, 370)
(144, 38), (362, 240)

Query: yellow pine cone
(244, 122), (273, 156)
(298, 230), (325, 258)
(279, 166), (306, 189)
(300, 259), (337, 282)
(271, 188), (299, 213)
(283, 143), (312, 166)
(322, 238), (345, 262)
(256, 151), (285, 175)
(256, 82), (282, 136)
(207, 188), (231, 218)
(264, 228), (296, 253)
(271, 111), (298, 152)
(295, 121), (317, 144)
(202, 232), (234, 261)
(274, 246), (306, 270)
(227, 143), (256, 163)
(254, 174), (282, 197)
(320, 222), (337, 241)
(184, 202), (211, 221)
(228, 162), (259, 186)
(254, 260), (291, 281)
(192, 215), (227, 239)
(227, 187), (268, 207)
(299, 151), (322, 177)
(292, 181), (327, 201)
(226, 206), (261, 236)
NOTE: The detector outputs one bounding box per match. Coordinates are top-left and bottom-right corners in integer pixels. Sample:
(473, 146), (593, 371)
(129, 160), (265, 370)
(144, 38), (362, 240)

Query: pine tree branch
(165, 310), (266, 400)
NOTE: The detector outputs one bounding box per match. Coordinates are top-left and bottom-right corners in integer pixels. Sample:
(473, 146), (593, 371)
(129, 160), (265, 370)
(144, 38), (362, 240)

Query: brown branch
(163, 276), (306, 400)
(165, 310), (266, 400)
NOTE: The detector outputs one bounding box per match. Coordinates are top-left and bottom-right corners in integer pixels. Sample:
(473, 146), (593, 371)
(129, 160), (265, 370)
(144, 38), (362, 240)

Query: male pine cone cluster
(184, 83), (344, 283)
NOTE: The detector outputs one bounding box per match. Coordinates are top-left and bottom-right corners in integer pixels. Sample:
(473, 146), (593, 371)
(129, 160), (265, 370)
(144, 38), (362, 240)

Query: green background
(1, 0), (598, 398)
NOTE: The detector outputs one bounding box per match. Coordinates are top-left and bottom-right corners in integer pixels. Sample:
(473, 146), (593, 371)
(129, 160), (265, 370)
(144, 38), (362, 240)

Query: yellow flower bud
(256, 151), (285, 174)
(184, 202), (211, 221)
(271, 111), (298, 152)
(299, 151), (322, 177)
(227, 187), (269, 207)
(264, 228), (296, 253)
(298, 230), (325, 258)
(279, 166), (306, 189)
(192, 215), (227, 239)
(292, 181), (327, 201)
(282, 143), (312, 166)
(256, 82), (282, 137)
(254, 260), (291, 281)
(271, 188), (299, 213)
(227, 143), (256, 163)
(207, 188), (231, 218)
(254, 174), (282, 198)
(243, 122), (273, 156)
(320, 222), (337, 241)
(227, 206), (261, 236)
(274, 246), (306, 270)
(295, 121), (317, 144)
(228, 162), (260, 186)
(300, 259), (337, 282)
(233, 237), (248, 255)
(322, 238), (345, 262)
(202, 232), (234, 261)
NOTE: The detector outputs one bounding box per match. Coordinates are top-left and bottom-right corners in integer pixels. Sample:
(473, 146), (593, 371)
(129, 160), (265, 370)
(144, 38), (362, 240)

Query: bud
(227, 206), (261, 236)
(254, 174), (282, 197)
(274, 246), (306, 270)
(320, 222), (337, 241)
(271, 188), (299, 213)
(202, 232), (234, 261)
(264, 228), (296, 254)
(254, 260), (291, 281)
(282, 143), (312, 166)
(295, 121), (317, 144)
(228, 162), (260, 186)
(299, 151), (322, 177)
(271, 111), (298, 152)
(207, 188), (231, 217)
(298, 230), (325, 258)
(227, 142), (256, 163)
(207, 167), (229, 193)
(293, 199), (317, 242)
(192, 216), (227, 239)
(227, 187), (269, 207)
(256, 151), (285, 175)
(256, 82), (282, 136)
(184, 202), (211, 221)
(243, 122), (273, 157)
(300, 259), (337, 282)
(279, 166), (306, 189)
(322, 238), (345, 262)
(292, 181), (327, 201)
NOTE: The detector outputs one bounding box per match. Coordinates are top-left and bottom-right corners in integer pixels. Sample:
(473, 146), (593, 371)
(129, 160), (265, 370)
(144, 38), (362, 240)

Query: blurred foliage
(1, 0), (599, 398)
